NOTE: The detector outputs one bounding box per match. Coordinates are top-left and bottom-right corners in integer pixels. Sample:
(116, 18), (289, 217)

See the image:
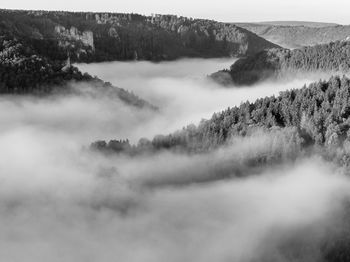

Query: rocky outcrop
(54, 25), (94, 50)
(94, 13), (133, 25)
(108, 27), (120, 39)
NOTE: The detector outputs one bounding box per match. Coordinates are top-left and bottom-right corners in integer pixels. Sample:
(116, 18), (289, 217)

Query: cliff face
(0, 9), (279, 62)
(54, 25), (94, 50)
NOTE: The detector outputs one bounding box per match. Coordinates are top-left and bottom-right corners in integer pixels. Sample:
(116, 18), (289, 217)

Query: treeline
(0, 9), (278, 63)
(212, 40), (350, 86)
(90, 75), (350, 262)
(0, 36), (155, 109)
(0, 36), (87, 94)
(92, 75), (350, 165)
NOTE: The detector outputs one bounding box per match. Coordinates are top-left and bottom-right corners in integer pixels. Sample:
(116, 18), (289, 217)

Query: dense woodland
(0, 35), (86, 93)
(0, 9), (278, 62)
(0, 35), (155, 108)
(91, 74), (350, 260)
(212, 40), (350, 86)
(92, 75), (350, 166)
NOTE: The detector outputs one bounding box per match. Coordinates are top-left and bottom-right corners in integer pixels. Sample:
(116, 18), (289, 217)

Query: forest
(88, 71), (350, 262)
(212, 40), (350, 85)
(92, 74), (350, 168)
(0, 35), (155, 108)
(0, 9), (278, 62)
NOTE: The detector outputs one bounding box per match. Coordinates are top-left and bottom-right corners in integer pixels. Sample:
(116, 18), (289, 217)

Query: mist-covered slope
(0, 9), (279, 62)
(92, 74), (350, 168)
(0, 36), (155, 109)
(2, 57), (350, 262)
(87, 74), (350, 262)
(211, 40), (350, 86)
(237, 22), (350, 49)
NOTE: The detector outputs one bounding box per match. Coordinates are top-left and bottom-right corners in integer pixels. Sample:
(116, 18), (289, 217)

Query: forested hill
(91, 76), (350, 260)
(236, 23), (350, 49)
(92, 75), (350, 167)
(211, 40), (350, 86)
(0, 9), (279, 62)
(0, 36), (156, 109)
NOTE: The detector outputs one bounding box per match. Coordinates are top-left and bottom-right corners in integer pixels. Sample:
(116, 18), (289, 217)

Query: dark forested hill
(0, 35), (155, 109)
(92, 75), (350, 167)
(236, 23), (350, 49)
(211, 40), (350, 86)
(0, 9), (279, 62)
(91, 75), (350, 261)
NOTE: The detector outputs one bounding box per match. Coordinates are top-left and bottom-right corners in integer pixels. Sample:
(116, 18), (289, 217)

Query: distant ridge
(236, 22), (350, 49)
(0, 9), (279, 63)
(255, 21), (339, 28)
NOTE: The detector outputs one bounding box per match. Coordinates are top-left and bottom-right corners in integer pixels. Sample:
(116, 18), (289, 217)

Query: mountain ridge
(248, 21), (340, 28)
(0, 8), (280, 63)
(237, 22), (350, 48)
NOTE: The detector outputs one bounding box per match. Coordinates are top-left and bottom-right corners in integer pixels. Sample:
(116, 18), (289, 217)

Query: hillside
(211, 40), (350, 86)
(0, 35), (155, 109)
(254, 21), (339, 28)
(237, 23), (350, 49)
(92, 75), (350, 168)
(0, 9), (279, 62)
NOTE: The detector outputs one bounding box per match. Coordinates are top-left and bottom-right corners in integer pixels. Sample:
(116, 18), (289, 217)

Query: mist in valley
(77, 59), (336, 141)
(0, 58), (349, 261)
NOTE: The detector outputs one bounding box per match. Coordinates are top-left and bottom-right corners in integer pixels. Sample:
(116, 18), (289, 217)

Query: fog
(1, 58), (349, 261)
(77, 59), (332, 141)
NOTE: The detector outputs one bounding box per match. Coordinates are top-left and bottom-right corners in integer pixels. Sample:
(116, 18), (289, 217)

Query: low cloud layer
(0, 59), (348, 261)
(0, 148), (349, 262)
(78, 59), (334, 141)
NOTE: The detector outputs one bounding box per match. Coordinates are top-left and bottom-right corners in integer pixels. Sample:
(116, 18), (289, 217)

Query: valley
(1, 5), (350, 262)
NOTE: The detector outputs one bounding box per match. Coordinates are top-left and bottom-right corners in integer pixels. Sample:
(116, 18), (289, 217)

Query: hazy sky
(1, 0), (349, 24)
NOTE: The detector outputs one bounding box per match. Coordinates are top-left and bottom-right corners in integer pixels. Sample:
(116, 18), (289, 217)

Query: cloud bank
(0, 58), (348, 261)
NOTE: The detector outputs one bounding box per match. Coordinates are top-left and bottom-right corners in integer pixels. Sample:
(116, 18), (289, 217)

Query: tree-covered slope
(91, 75), (350, 262)
(92, 75), (350, 166)
(211, 40), (350, 86)
(0, 9), (279, 62)
(0, 36), (155, 109)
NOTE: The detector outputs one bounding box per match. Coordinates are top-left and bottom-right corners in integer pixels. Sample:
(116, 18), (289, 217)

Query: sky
(1, 0), (349, 24)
